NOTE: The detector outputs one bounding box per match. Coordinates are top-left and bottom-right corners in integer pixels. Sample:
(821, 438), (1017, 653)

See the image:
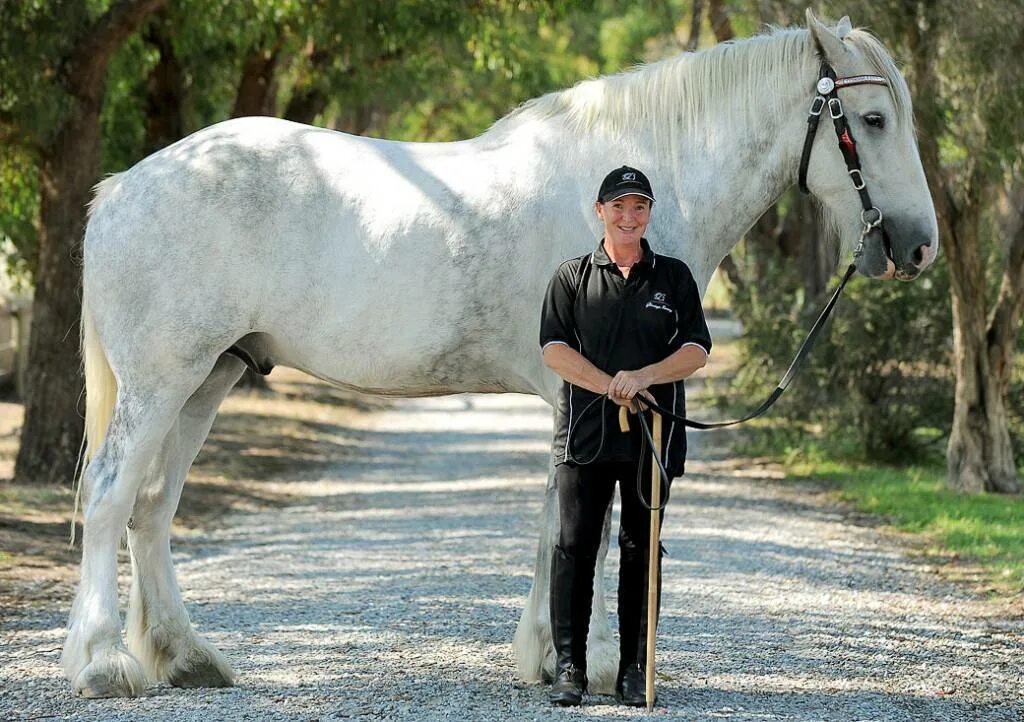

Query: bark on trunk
(686, 0), (705, 51)
(707, 0), (734, 42)
(283, 87), (329, 125)
(14, 119), (99, 484)
(231, 46), (280, 118)
(143, 9), (184, 154)
(13, 0), (168, 485)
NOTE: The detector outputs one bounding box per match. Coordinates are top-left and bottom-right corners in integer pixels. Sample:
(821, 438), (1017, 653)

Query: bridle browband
(798, 61), (893, 261)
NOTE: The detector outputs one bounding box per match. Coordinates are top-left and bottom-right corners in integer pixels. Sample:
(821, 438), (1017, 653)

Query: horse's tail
(71, 175), (123, 544)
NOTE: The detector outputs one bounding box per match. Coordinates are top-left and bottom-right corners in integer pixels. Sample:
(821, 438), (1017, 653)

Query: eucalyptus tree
(0, 0), (168, 486)
(1, 0), (580, 484)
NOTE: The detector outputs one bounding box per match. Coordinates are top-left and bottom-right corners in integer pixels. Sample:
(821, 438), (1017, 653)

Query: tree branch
(686, 0), (705, 51)
(987, 172), (1024, 385)
(67, 0), (169, 101)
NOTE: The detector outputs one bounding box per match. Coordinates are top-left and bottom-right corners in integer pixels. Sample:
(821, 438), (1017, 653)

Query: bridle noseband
(798, 62), (893, 262)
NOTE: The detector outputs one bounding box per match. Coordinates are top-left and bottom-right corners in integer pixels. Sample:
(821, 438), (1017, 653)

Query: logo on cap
(622, 172), (636, 181)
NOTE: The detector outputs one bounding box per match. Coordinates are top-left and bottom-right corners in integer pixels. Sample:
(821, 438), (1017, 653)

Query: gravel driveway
(2, 392), (1022, 721)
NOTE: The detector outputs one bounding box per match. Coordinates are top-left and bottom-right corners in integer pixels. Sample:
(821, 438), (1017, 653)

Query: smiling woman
(539, 166), (711, 707)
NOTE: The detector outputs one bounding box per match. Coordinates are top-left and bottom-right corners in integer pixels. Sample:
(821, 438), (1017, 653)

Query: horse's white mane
(491, 26), (912, 144)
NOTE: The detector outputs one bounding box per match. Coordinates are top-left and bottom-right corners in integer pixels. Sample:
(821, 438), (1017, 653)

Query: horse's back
(80, 117), (548, 395)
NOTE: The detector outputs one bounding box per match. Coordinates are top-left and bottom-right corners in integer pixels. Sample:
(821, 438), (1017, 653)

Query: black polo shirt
(539, 238), (712, 476)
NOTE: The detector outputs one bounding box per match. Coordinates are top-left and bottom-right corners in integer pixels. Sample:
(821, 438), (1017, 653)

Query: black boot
(548, 544), (595, 706)
(616, 544), (662, 707)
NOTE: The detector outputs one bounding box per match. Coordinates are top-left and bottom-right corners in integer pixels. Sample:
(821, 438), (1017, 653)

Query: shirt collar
(591, 237), (656, 268)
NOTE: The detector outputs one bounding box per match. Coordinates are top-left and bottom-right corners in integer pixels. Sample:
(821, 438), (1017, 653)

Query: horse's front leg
(513, 463), (618, 694)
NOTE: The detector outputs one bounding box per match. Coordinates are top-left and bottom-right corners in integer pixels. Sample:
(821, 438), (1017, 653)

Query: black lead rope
(568, 259), (857, 509)
(635, 261), (857, 430)
(629, 261), (855, 512)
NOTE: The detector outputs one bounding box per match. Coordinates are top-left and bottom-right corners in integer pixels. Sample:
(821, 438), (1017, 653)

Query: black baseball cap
(597, 166), (655, 204)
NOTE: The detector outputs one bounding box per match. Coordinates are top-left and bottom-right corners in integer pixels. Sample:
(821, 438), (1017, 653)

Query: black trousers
(551, 458), (668, 673)
(555, 459), (665, 558)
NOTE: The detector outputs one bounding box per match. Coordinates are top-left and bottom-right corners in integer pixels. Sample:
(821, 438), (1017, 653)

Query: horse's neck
(508, 108), (810, 292)
(491, 39), (817, 292)
(646, 108), (811, 289)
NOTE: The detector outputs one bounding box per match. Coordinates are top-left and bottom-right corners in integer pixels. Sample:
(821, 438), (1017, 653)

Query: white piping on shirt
(663, 380), (678, 466)
(563, 384), (574, 463)
(679, 341), (710, 358)
(542, 340), (571, 352)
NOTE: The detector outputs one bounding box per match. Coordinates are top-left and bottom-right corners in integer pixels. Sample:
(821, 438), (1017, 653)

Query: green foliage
(784, 461), (1024, 594)
(0, 1), (89, 151)
(0, 150), (39, 286)
(724, 246), (954, 464)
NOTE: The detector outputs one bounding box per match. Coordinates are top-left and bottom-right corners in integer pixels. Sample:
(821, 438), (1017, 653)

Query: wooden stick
(646, 411), (662, 711)
(618, 405), (630, 433)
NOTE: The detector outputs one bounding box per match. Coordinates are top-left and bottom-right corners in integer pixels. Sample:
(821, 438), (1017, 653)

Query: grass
(778, 450), (1024, 597)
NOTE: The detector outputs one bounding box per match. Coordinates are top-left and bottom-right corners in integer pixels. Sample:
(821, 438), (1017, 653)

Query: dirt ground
(0, 368), (389, 618)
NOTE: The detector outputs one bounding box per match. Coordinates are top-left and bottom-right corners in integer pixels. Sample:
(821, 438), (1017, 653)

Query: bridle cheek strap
(797, 62), (890, 258)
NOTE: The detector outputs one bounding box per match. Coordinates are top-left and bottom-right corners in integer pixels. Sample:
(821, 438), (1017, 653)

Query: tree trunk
(707, 0), (734, 42)
(143, 8), (184, 154)
(686, 0), (705, 51)
(283, 86), (329, 125)
(14, 117), (100, 484)
(944, 201), (1020, 493)
(231, 46), (280, 118)
(909, 14), (1021, 494)
(13, 0), (168, 485)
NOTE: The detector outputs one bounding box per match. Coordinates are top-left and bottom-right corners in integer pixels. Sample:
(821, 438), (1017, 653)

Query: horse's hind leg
(125, 356), (245, 688)
(63, 374), (204, 697)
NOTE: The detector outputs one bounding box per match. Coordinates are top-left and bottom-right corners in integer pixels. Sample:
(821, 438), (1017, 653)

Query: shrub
(723, 251), (954, 464)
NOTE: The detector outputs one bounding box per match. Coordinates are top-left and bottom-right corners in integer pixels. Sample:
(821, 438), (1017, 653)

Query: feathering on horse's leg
(63, 382), (203, 697)
(514, 466), (557, 684)
(126, 356), (245, 689)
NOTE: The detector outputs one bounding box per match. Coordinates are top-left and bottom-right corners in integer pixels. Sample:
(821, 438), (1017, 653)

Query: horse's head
(804, 10), (938, 280)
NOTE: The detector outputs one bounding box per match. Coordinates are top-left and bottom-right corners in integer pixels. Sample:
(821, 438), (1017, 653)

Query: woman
(539, 166), (712, 706)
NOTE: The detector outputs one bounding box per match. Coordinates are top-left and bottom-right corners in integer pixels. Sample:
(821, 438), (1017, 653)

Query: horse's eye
(863, 113), (885, 129)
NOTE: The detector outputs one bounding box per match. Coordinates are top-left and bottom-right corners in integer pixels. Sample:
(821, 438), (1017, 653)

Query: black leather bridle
(798, 61), (893, 262)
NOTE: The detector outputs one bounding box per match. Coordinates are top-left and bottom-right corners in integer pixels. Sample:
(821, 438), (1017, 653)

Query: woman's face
(595, 195), (651, 247)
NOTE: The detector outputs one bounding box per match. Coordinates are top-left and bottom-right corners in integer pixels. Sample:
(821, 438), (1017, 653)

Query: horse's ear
(836, 15), (854, 39)
(806, 8), (852, 65)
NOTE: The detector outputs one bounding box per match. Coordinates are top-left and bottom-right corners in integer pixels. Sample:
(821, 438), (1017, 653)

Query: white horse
(64, 10), (937, 697)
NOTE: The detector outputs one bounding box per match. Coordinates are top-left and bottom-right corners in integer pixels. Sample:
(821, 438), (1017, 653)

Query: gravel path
(2, 392), (1022, 721)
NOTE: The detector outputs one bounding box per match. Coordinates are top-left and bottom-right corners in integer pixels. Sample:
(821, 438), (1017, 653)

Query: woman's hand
(608, 369), (652, 401)
(607, 369), (655, 412)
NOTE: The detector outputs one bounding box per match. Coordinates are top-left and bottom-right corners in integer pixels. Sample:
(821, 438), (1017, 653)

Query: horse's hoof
(167, 642), (235, 689)
(73, 647), (148, 698)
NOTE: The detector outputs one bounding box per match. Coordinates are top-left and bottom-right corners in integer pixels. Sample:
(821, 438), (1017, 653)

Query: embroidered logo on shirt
(646, 291), (673, 313)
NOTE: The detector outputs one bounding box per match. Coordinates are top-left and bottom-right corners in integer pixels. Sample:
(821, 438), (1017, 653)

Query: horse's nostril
(912, 244), (926, 266)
